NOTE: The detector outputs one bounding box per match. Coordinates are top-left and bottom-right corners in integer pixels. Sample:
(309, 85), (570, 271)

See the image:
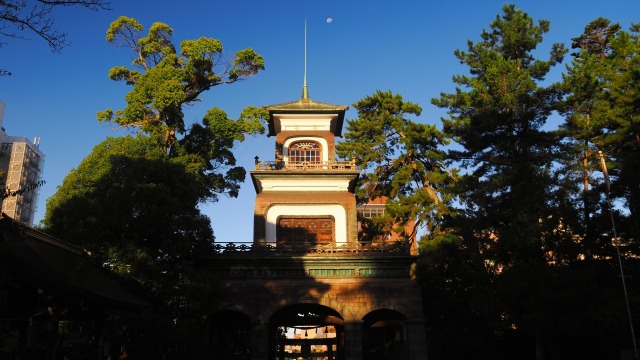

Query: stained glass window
(289, 142), (321, 163)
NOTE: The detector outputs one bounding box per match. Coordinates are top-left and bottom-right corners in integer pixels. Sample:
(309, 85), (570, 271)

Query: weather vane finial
(302, 17), (309, 100)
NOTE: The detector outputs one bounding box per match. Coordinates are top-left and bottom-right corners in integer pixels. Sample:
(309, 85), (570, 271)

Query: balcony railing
(209, 240), (415, 256)
(254, 160), (357, 171)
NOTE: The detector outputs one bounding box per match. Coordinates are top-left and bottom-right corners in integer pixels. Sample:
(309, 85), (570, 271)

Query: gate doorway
(269, 304), (344, 360)
(362, 309), (408, 360)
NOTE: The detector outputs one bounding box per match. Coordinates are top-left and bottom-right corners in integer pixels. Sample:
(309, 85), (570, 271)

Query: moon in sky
(327, 18), (333, 23)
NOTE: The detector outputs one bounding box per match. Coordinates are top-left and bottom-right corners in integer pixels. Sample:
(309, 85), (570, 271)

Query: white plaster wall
(259, 178), (353, 192)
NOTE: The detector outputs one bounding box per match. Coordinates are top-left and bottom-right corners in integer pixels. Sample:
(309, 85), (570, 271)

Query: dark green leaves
(99, 16), (265, 156)
(97, 16), (267, 201)
(338, 90), (455, 243)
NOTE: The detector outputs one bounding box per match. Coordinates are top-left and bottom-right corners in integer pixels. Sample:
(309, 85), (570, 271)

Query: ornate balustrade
(210, 241), (415, 256)
(254, 160), (357, 171)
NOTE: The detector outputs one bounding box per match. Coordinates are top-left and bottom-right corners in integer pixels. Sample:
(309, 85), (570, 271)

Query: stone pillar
(343, 321), (363, 360)
(406, 319), (429, 360)
(251, 321), (269, 360)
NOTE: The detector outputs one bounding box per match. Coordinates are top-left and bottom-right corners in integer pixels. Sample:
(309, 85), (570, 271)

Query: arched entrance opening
(362, 309), (408, 360)
(269, 303), (344, 360)
(207, 310), (251, 360)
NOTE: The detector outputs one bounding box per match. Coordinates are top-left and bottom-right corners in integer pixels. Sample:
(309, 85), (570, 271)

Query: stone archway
(269, 303), (345, 360)
(208, 310), (252, 360)
(362, 309), (409, 360)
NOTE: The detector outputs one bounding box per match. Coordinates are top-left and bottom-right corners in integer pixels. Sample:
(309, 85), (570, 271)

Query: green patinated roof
(264, 93), (349, 137)
(265, 84), (349, 112)
(264, 97), (349, 112)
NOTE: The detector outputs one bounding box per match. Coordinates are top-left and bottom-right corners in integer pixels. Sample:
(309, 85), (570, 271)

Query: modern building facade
(200, 89), (428, 359)
(0, 100), (45, 226)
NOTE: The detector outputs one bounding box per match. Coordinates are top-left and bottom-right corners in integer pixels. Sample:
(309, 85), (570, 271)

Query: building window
(288, 142), (321, 163)
(358, 204), (385, 218)
(277, 216), (334, 244)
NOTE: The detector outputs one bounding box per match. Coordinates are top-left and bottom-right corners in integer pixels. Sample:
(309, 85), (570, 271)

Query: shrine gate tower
(201, 87), (428, 360)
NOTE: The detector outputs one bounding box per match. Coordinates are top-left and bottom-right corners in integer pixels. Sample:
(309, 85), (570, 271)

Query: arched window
(288, 141), (322, 163)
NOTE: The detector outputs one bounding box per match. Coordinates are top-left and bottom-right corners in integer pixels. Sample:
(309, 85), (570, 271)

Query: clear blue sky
(1, 0), (639, 242)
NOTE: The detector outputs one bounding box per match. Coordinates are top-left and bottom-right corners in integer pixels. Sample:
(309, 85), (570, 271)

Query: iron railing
(254, 160), (357, 171)
(210, 241), (415, 256)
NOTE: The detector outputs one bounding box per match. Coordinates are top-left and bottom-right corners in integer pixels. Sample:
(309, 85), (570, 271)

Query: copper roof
(264, 96), (349, 137)
(264, 97), (349, 112)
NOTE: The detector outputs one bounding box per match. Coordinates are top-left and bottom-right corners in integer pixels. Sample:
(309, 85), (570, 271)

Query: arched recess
(269, 303), (345, 360)
(362, 309), (409, 360)
(266, 204), (347, 245)
(207, 310), (251, 360)
(288, 141), (322, 163)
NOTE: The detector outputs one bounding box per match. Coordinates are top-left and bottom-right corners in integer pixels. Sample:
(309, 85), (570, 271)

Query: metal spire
(302, 17), (309, 100)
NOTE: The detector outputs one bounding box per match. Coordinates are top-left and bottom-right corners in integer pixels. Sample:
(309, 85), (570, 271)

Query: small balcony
(254, 160), (357, 171)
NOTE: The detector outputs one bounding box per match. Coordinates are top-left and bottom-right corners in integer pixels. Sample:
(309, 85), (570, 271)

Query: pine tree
(432, 3), (567, 267)
(336, 90), (456, 246)
(557, 18), (622, 257)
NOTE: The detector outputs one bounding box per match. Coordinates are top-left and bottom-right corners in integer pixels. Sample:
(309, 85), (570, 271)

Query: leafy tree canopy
(571, 17), (622, 57)
(419, 7), (640, 358)
(337, 90), (456, 243)
(559, 18), (640, 241)
(432, 3), (567, 266)
(97, 16), (265, 154)
(42, 18), (268, 328)
(425, 5), (578, 350)
(555, 18), (623, 254)
(44, 135), (214, 265)
(97, 16), (267, 202)
(43, 135), (217, 320)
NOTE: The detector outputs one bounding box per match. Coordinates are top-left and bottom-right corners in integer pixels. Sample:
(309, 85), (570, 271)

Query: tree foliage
(0, 0), (110, 76)
(97, 16), (265, 154)
(556, 18), (623, 255)
(432, 3), (567, 267)
(42, 17), (268, 357)
(96, 16), (266, 202)
(416, 6), (640, 358)
(43, 135), (221, 352)
(336, 90), (456, 244)
(43, 15), (268, 315)
(597, 23), (640, 240)
(559, 18), (640, 245)
(44, 135), (214, 295)
(423, 3), (595, 356)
